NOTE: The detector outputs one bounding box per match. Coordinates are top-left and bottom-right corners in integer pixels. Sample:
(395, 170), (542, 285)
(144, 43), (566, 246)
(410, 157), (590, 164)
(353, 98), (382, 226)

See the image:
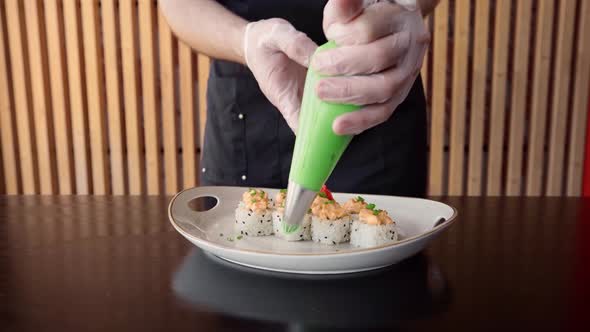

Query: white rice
(311, 215), (352, 245)
(349, 220), (399, 248)
(234, 202), (273, 236)
(272, 210), (311, 241)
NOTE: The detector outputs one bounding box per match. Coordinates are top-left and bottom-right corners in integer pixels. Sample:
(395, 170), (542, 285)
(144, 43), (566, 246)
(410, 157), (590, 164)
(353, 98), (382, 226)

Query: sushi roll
(310, 196), (351, 245)
(272, 189), (311, 241)
(350, 205), (399, 248)
(342, 196), (368, 221)
(234, 188), (273, 236)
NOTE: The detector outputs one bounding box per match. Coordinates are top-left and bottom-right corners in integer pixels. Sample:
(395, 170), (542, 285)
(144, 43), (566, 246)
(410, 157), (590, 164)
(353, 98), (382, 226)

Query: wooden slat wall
(1, 0), (589, 197)
(526, 0), (555, 196)
(467, 0), (489, 196)
(505, 0), (533, 196)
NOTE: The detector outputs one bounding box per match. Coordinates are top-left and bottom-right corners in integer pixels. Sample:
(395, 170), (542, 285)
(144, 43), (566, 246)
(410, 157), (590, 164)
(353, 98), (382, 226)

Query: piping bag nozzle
(282, 181), (317, 233)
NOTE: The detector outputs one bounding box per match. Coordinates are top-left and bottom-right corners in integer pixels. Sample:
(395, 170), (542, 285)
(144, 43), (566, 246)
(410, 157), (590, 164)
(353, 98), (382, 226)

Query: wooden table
(1, 196), (589, 331)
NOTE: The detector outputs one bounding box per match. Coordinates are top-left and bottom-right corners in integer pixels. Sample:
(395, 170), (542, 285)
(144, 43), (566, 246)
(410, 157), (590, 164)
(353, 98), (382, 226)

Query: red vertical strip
(583, 94), (590, 196)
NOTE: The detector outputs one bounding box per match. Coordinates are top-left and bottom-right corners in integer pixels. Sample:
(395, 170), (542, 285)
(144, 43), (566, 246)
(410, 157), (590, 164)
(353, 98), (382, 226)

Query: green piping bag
(282, 41), (360, 233)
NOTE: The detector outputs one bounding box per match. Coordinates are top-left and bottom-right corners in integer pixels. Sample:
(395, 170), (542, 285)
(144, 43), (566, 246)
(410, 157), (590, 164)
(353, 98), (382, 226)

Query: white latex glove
(313, 0), (430, 135)
(243, 19), (318, 131)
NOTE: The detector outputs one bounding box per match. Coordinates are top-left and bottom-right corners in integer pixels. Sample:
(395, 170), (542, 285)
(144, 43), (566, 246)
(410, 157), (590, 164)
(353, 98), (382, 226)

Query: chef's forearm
(417, 0), (440, 16)
(159, 0), (247, 64)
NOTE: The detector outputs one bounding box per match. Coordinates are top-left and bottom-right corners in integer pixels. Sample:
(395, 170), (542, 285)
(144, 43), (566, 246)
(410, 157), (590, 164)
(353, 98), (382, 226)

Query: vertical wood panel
(24, 0), (55, 194)
(5, 0), (37, 194)
(139, 0), (161, 195)
(179, 42), (196, 188)
(546, 0), (577, 196)
(566, 0), (590, 196)
(158, 7), (178, 195)
(525, 0), (555, 196)
(486, 0), (511, 196)
(63, 0), (90, 194)
(505, 0), (532, 196)
(81, 0), (109, 195)
(428, 0), (448, 196)
(467, 0), (489, 196)
(420, 16), (430, 95)
(120, 0), (143, 195)
(102, 0), (125, 195)
(0, 4), (19, 194)
(448, 0), (470, 195)
(45, 0), (73, 194)
(197, 54), (209, 155)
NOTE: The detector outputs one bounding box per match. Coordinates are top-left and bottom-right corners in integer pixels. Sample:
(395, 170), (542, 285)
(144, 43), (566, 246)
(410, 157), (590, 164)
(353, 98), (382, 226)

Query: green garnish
(366, 203), (376, 210)
(227, 237), (234, 242)
(323, 200), (335, 204)
(356, 196), (365, 202)
(280, 188), (287, 194)
(308, 209), (312, 213)
(251, 199), (257, 203)
(249, 189), (256, 195)
(373, 209), (382, 216)
(318, 192), (327, 198)
(237, 235), (243, 240)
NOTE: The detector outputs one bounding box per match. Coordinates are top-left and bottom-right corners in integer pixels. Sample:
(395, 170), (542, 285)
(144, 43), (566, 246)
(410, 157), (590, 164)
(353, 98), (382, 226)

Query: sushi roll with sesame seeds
(272, 189), (311, 241)
(310, 196), (351, 245)
(350, 205), (399, 248)
(234, 188), (273, 236)
(342, 196), (368, 221)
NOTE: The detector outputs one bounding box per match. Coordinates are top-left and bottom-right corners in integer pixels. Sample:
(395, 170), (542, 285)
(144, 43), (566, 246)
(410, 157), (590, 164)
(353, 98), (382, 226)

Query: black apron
(201, 0), (427, 197)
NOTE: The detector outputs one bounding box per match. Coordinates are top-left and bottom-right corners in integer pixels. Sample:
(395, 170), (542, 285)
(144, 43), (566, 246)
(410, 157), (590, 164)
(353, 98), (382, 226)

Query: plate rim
(168, 186), (458, 257)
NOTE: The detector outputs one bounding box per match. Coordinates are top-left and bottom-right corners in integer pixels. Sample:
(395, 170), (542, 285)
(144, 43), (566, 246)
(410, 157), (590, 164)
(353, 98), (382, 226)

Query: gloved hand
(313, 0), (430, 135)
(243, 18), (318, 131)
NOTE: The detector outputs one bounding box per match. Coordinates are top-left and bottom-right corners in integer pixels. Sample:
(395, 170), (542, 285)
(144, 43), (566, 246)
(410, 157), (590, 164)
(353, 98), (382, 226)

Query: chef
(160, 0), (438, 197)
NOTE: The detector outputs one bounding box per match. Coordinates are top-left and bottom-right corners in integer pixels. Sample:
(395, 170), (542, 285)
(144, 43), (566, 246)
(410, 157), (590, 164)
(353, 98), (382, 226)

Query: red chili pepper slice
(320, 184), (334, 201)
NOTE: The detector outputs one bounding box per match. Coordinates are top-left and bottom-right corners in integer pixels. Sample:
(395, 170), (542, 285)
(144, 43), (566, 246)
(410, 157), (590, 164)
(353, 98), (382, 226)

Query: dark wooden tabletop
(1, 196), (589, 331)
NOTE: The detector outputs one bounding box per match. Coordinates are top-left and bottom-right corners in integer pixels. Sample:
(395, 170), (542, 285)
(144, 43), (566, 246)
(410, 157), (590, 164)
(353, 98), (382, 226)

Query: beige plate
(169, 186), (457, 274)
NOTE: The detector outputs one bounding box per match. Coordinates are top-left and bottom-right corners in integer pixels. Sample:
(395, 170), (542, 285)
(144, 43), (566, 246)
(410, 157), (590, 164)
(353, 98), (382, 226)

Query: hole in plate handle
(187, 196), (218, 212)
(434, 217), (446, 228)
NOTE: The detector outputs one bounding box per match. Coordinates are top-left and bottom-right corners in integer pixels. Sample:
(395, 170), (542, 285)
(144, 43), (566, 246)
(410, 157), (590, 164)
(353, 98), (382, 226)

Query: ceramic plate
(169, 186), (457, 274)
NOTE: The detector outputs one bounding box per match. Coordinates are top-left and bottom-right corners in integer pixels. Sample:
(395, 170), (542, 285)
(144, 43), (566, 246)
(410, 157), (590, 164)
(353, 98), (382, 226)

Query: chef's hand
(314, 0), (429, 135)
(243, 19), (318, 131)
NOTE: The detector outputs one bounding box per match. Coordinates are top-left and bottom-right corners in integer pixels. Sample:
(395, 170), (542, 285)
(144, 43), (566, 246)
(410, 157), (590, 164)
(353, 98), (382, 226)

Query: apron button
(241, 175), (247, 181)
(238, 113), (244, 120)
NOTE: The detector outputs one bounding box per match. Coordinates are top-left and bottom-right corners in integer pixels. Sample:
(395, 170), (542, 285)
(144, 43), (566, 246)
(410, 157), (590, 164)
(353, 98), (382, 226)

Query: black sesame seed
(248, 213), (251, 216)
(262, 214), (265, 217)
(245, 232), (248, 235)
(258, 231), (262, 234)
(391, 236), (394, 240)
(241, 230), (244, 234)
(219, 233), (223, 237)
(300, 234), (303, 238)
(242, 221), (245, 224)
(330, 223), (333, 227)
(324, 236), (327, 239)
(355, 229), (358, 231)
(260, 220), (263, 224)
(332, 241), (336, 245)
(344, 234), (347, 238)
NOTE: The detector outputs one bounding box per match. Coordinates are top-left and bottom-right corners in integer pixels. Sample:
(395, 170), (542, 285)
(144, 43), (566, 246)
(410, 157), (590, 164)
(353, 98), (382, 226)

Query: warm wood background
(0, 0), (589, 196)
